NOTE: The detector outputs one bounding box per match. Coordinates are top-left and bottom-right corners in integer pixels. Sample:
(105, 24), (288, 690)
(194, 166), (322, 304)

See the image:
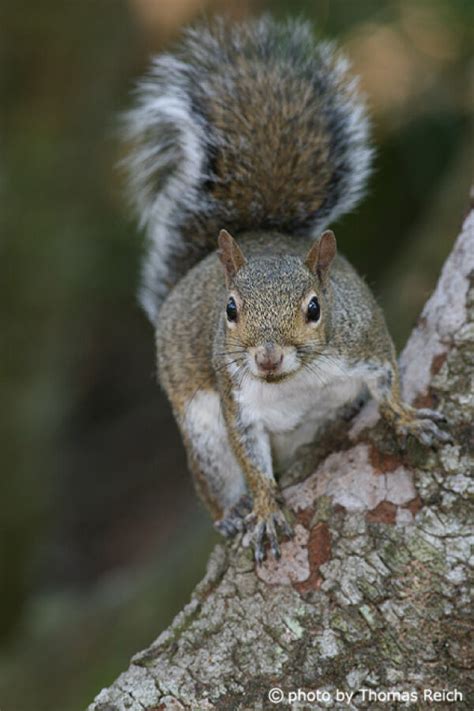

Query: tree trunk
(88, 207), (473, 711)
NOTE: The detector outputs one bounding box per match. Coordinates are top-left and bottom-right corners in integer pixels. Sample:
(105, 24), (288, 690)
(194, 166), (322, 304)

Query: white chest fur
(235, 358), (371, 469)
(235, 358), (363, 432)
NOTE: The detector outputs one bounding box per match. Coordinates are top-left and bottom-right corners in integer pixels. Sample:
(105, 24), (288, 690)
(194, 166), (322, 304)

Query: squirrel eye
(306, 296), (320, 322)
(226, 296), (238, 322)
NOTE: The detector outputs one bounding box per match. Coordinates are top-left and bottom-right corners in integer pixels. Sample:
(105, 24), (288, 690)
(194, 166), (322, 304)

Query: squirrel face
(217, 229), (337, 383)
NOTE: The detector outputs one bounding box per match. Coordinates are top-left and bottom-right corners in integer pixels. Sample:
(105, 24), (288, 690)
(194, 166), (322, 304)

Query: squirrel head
(217, 229), (337, 383)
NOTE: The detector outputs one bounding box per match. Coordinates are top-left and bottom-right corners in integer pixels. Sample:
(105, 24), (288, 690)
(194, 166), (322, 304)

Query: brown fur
(131, 19), (447, 561)
(156, 229), (450, 561)
(126, 17), (373, 321)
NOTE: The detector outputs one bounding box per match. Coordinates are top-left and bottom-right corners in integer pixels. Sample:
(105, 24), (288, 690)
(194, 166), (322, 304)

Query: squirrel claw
(278, 513), (294, 539)
(415, 408), (447, 424)
(395, 410), (452, 448)
(245, 508), (293, 564)
(265, 517), (280, 560)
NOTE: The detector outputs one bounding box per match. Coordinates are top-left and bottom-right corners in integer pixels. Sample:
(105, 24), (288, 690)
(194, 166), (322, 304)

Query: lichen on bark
(88, 210), (473, 711)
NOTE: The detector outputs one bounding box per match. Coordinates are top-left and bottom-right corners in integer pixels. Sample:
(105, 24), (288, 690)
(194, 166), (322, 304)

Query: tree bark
(88, 207), (473, 711)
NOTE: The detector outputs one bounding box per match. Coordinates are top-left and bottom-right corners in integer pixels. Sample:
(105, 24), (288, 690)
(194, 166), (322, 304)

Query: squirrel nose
(254, 343), (284, 373)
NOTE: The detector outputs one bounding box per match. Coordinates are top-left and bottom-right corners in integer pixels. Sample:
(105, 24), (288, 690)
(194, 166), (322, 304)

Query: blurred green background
(1, 0), (472, 709)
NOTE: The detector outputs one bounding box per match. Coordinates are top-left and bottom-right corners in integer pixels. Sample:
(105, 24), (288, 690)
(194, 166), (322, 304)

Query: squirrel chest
(234, 358), (368, 469)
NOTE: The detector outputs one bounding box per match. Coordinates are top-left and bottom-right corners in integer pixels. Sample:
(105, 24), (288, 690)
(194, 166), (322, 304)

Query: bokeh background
(1, 0), (473, 709)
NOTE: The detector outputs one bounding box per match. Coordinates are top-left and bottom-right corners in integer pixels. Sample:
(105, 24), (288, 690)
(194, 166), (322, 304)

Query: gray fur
(124, 16), (373, 323)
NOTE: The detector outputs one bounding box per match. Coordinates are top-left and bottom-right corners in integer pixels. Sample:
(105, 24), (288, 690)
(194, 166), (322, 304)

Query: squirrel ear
(305, 230), (337, 281)
(218, 229), (246, 281)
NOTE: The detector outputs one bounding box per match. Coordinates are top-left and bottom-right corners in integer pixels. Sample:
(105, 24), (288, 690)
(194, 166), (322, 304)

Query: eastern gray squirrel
(124, 17), (450, 562)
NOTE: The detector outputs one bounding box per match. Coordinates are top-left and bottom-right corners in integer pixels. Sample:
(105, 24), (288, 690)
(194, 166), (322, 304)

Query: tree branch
(88, 208), (474, 711)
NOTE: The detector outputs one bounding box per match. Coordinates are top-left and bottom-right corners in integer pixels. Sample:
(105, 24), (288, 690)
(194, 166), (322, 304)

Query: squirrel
(123, 17), (450, 563)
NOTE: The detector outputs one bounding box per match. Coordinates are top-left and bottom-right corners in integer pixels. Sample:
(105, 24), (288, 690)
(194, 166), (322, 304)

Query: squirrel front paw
(244, 495), (293, 564)
(385, 403), (452, 448)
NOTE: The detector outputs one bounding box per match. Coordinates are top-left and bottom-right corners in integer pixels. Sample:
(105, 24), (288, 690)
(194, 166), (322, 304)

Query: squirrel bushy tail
(124, 16), (373, 321)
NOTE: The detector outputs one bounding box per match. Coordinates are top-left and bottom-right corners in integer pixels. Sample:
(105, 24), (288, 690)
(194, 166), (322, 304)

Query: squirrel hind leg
(180, 389), (248, 530)
(214, 495), (253, 538)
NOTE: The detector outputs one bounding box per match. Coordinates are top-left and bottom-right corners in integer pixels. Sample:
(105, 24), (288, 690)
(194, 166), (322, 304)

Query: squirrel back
(124, 16), (373, 322)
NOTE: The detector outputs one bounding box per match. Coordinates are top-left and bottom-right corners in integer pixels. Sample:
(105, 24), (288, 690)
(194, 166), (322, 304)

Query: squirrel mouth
(258, 371), (292, 384)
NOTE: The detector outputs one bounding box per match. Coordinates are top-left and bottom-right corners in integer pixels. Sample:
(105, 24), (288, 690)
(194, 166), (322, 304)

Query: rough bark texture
(88, 210), (473, 711)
